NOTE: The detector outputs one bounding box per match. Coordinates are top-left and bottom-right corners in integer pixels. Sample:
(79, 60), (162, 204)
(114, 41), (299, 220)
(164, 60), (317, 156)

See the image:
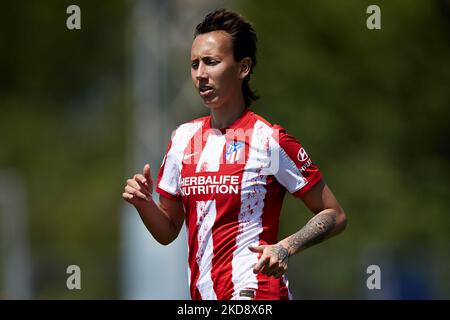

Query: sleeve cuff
(156, 186), (182, 202)
(292, 173), (322, 198)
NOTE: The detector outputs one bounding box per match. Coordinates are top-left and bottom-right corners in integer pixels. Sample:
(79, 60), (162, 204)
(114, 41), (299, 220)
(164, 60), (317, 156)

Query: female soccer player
(123, 8), (347, 300)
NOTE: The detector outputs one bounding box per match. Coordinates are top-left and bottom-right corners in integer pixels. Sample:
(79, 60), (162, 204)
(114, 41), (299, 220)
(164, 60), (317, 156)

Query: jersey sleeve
(271, 125), (322, 198)
(156, 138), (183, 201)
(155, 120), (205, 201)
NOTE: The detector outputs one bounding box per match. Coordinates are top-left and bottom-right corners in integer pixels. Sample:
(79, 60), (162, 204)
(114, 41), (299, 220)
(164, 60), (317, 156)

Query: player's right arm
(122, 164), (185, 245)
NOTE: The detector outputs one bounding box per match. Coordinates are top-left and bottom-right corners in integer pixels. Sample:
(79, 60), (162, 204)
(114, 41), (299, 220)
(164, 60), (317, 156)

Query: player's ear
(238, 57), (252, 80)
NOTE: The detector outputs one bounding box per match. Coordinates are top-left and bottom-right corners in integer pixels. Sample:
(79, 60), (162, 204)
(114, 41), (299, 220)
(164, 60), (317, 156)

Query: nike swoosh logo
(183, 151), (200, 160)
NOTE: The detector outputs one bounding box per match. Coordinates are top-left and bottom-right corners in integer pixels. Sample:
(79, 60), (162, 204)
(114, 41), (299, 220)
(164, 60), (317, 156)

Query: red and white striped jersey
(156, 109), (322, 300)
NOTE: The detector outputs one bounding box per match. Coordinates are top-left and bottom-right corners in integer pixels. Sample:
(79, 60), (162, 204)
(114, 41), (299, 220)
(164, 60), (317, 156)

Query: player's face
(190, 31), (244, 109)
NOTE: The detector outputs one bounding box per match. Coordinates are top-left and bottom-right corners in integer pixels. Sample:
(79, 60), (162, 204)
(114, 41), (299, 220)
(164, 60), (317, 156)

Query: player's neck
(209, 97), (246, 130)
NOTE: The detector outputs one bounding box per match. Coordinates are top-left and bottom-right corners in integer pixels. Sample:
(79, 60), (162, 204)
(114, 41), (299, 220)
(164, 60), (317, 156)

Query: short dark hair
(194, 8), (259, 107)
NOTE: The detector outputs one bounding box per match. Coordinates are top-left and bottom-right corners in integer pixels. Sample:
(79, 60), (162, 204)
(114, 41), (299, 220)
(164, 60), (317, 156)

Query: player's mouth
(199, 85), (214, 97)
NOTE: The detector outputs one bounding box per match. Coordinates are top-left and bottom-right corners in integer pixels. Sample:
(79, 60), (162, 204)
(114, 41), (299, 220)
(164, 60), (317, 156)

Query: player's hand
(122, 164), (154, 207)
(249, 244), (290, 278)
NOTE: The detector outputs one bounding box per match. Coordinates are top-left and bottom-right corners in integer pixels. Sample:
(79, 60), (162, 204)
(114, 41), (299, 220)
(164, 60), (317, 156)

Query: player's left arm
(283, 179), (346, 252)
(250, 180), (347, 278)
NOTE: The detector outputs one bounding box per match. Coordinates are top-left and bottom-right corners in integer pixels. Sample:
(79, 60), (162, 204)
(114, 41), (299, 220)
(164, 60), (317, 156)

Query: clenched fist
(122, 164), (154, 207)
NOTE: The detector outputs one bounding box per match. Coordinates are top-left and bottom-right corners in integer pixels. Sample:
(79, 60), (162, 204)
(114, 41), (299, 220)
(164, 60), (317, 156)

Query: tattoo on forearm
(287, 212), (337, 253)
(270, 244), (289, 264)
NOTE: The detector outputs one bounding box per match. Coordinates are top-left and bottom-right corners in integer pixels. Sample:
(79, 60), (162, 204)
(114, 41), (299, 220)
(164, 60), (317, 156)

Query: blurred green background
(1, 0), (449, 299)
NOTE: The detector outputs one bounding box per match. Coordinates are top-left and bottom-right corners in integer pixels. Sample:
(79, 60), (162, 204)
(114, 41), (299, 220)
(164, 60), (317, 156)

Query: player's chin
(201, 96), (220, 108)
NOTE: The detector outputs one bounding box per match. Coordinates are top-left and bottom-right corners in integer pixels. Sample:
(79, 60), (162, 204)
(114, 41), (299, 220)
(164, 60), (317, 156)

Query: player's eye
(191, 60), (199, 69)
(205, 58), (219, 65)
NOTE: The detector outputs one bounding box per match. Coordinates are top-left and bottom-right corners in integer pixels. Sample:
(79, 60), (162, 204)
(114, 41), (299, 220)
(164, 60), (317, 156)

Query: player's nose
(196, 62), (207, 80)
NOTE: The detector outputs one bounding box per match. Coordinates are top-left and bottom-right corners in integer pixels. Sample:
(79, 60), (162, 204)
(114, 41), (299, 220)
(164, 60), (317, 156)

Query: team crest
(225, 141), (244, 164)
